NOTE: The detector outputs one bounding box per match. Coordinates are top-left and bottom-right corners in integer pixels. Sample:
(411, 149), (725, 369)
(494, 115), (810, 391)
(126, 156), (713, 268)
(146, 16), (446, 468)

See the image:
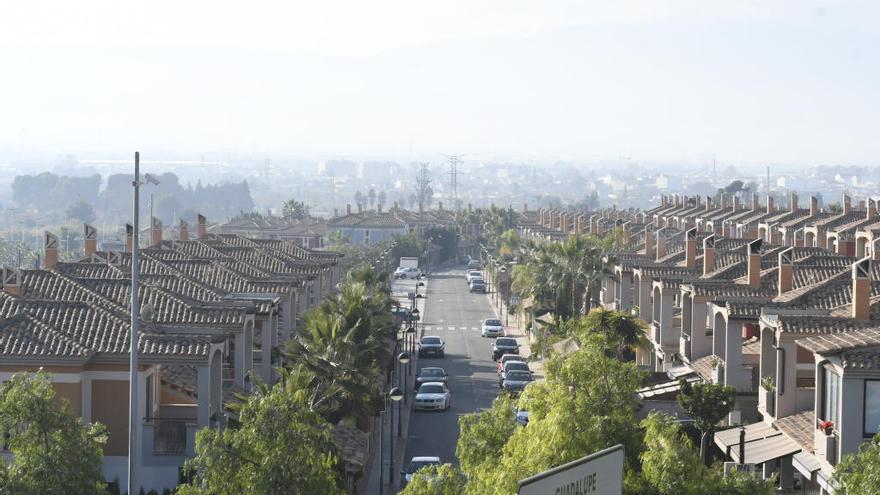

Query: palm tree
(578, 308), (646, 359)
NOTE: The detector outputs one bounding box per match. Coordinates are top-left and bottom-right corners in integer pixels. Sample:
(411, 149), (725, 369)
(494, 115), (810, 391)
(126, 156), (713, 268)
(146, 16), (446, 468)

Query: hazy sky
(1, 1), (879, 165)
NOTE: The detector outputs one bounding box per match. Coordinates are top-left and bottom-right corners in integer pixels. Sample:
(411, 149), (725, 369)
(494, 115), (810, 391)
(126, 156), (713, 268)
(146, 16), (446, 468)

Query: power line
(444, 154), (464, 210)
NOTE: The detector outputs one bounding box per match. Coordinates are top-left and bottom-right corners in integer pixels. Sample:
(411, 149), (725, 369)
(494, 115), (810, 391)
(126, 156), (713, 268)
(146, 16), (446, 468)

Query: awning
(667, 364), (694, 379)
(792, 452), (822, 479)
(715, 422), (800, 465)
(637, 376), (699, 400)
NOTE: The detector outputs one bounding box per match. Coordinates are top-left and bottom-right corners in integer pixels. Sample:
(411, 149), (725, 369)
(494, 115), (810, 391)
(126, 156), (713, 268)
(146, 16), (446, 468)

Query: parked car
(418, 336), (445, 358)
(497, 354), (526, 374)
(501, 370), (534, 394)
(395, 267), (423, 279)
(465, 270), (482, 284)
(514, 409), (530, 426)
(467, 259), (482, 270)
(414, 382), (452, 411)
(481, 318), (504, 337)
(499, 361), (531, 386)
(415, 367), (448, 390)
(492, 337), (520, 360)
(401, 456), (442, 489)
(469, 279), (487, 293)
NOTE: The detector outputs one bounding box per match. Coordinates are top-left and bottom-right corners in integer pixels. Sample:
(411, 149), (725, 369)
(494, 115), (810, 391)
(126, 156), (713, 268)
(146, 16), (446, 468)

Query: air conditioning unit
(723, 462), (756, 476)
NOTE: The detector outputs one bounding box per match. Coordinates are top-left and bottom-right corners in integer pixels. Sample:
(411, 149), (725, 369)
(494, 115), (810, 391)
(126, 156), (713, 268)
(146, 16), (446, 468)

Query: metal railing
(145, 417), (188, 455)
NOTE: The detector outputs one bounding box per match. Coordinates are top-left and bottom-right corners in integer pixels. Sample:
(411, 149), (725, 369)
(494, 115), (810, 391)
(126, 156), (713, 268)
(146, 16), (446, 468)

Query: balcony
(144, 417), (198, 456)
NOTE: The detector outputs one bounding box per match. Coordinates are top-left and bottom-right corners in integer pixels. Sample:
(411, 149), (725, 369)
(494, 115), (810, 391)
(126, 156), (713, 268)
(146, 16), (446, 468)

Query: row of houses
(519, 192), (880, 493)
(0, 214), (342, 492)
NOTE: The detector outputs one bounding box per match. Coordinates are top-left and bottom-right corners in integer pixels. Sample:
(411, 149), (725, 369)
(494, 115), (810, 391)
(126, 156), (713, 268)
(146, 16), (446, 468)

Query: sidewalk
(489, 285), (545, 380)
(362, 276), (428, 494)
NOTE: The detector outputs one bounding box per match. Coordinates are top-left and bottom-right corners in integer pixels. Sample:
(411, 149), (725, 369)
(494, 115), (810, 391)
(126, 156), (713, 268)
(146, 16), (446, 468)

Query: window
(865, 380), (880, 436)
(822, 365), (840, 426)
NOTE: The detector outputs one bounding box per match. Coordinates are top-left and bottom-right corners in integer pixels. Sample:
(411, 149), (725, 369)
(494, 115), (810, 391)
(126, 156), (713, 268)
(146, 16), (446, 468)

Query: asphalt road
(399, 266), (500, 488)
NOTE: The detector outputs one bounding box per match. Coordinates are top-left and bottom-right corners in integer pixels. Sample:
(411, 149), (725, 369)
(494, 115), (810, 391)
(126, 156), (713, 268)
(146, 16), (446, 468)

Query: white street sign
(517, 444), (624, 495)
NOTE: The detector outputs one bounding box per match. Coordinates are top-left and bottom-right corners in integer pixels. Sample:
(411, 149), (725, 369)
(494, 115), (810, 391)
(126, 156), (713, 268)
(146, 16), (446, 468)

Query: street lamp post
(398, 352), (410, 405)
(411, 307), (420, 336)
(128, 152), (159, 495)
(388, 387), (404, 484)
(406, 326), (416, 373)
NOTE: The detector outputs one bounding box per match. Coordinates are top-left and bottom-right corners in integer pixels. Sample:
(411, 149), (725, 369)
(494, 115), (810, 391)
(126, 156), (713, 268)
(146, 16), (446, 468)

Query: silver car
(414, 382), (452, 411)
(481, 318), (504, 337)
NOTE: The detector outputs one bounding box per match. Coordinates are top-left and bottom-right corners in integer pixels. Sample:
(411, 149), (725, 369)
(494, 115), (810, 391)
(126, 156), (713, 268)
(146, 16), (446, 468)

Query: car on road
(469, 279), (486, 293)
(414, 382), (452, 411)
(481, 318), (504, 337)
(501, 370), (534, 394)
(467, 259), (481, 269)
(415, 367), (448, 390)
(514, 409), (530, 426)
(497, 354), (526, 374)
(401, 456), (442, 489)
(499, 360), (531, 386)
(465, 270), (482, 284)
(394, 267), (423, 279)
(418, 336), (445, 358)
(492, 337), (520, 360)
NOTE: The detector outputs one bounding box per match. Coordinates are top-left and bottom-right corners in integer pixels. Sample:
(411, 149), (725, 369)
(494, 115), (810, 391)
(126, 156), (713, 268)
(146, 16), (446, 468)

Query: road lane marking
(448, 326), (455, 331)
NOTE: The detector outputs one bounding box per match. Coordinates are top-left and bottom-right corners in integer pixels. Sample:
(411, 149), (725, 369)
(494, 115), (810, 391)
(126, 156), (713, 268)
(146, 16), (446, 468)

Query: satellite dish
(140, 302), (155, 322)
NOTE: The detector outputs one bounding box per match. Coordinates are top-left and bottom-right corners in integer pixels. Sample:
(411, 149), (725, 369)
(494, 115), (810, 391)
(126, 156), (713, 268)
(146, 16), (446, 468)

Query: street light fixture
(398, 352), (411, 405)
(388, 386), (404, 483)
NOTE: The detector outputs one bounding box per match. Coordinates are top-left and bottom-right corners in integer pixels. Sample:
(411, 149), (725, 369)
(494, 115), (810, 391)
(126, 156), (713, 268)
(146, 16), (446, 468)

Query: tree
(677, 379), (736, 464)
(577, 308), (646, 359)
(66, 200), (96, 224)
(399, 464), (466, 495)
(457, 395), (516, 476)
(0, 372), (109, 495)
(282, 199), (310, 220)
(177, 382), (344, 495)
(833, 434), (880, 494)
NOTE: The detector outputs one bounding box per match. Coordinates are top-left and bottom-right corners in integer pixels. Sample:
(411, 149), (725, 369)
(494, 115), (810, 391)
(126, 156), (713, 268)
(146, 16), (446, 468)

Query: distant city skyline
(1, 1), (878, 166)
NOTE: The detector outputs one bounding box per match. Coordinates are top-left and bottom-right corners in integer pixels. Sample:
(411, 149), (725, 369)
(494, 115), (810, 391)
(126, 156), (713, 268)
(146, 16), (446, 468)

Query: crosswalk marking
(448, 326), (455, 331)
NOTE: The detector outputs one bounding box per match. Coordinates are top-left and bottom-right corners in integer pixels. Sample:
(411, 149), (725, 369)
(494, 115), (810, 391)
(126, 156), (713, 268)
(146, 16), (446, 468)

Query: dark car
(419, 336), (445, 358)
(469, 280), (486, 293)
(415, 367), (448, 390)
(492, 337), (520, 360)
(501, 370), (533, 394)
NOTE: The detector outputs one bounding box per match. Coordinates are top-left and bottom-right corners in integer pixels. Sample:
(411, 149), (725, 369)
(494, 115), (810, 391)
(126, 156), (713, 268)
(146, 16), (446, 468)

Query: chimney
(752, 193), (760, 211)
(661, 196), (668, 207)
(644, 226), (655, 256)
(852, 257), (872, 320)
(346, 204), (352, 215)
(560, 213), (569, 233)
(705, 196), (713, 211)
(703, 235), (716, 275)
(843, 194), (852, 214)
(377, 203), (383, 213)
(810, 196), (819, 216)
(778, 247), (794, 295)
(126, 224), (134, 252)
(1, 267), (21, 296)
(438, 201), (443, 211)
(44, 231), (59, 270)
(733, 194), (741, 210)
(719, 194), (727, 209)
(179, 220), (189, 241)
(748, 238), (763, 288)
(84, 224), (97, 257)
(655, 229), (667, 261)
(523, 203), (528, 212)
(790, 192), (798, 212)
(333, 208), (338, 217)
(868, 198), (877, 220)
(357, 203), (363, 213)
(767, 196), (775, 214)
(685, 227), (697, 269)
(151, 217), (162, 247)
(418, 202), (423, 214)
(197, 214), (208, 239)
(468, 203), (473, 212)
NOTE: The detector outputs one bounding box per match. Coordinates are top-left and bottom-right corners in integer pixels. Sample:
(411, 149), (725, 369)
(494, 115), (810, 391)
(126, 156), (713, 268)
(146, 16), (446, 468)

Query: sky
(1, 1), (879, 166)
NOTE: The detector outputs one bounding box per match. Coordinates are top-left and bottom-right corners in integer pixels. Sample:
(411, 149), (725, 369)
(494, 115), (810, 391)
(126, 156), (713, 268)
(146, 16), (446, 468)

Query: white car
(401, 456), (441, 488)
(414, 382), (452, 411)
(394, 267), (422, 279)
(465, 270), (482, 284)
(481, 318), (504, 337)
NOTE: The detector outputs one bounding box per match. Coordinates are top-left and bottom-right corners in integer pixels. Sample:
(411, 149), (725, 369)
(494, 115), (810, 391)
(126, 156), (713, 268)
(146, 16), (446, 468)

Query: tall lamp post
(406, 326), (416, 363)
(129, 152), (159, 495)
(398, 352), (410, 406)
(388, 386), (404, 485)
